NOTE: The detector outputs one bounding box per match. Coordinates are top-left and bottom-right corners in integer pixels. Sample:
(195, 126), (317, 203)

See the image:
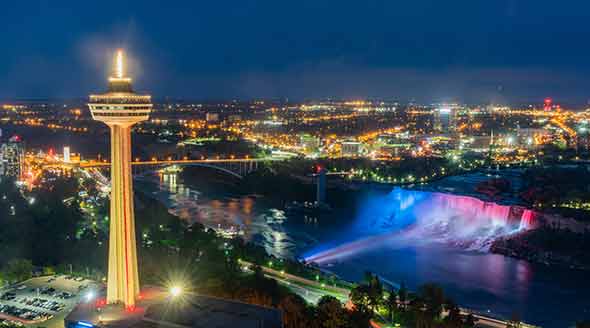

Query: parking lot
(0, 275), (100, 328)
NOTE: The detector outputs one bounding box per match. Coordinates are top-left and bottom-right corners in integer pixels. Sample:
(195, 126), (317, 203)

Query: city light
(115, 49), (124, 79)
(2, 15), (590, 328)
(169, 286), (183, 298)
(85, 291), (95, 303)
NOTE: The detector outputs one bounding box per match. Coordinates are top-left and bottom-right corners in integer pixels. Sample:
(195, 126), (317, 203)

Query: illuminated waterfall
(305, 188), (537, 264)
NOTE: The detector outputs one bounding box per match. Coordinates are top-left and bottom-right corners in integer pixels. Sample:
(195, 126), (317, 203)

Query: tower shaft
(107, 124), (140, 308)
(89, 50), (151, 309)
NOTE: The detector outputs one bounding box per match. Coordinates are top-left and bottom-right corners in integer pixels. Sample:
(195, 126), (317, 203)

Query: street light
(170, 286), (183, 298)
(85, 291), (95, 303)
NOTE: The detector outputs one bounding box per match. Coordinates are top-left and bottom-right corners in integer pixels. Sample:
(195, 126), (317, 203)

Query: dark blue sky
(2, 0), (590, 104)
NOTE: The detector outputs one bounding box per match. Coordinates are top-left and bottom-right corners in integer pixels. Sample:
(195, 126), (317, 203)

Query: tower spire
(115, 49), (124, 79)
(107, 49), (133, 93)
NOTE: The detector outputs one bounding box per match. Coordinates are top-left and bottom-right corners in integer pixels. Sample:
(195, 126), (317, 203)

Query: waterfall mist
(305, 188), (536, 264)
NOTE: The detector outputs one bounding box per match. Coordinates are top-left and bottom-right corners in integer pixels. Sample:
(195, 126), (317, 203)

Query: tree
(2, 259), (33, 283)
(385, 290), (397, 322)
(0, 322), (26, 328)
(278, 294), (309, 328)
(443, 301), (463, 328)
(363, 272), (383, 312)
(253, 264), (264, 280)
(42, 266), (55, 275)
(576, 321), (590, 328)
(316, 296), (346, 328)
(347, 307), (372, 328)
(350, 284), (371, 314)
(506, 312), (522, 328)
(419, 283), (445, 321)
(398, 282), (408, 310)
(465, 314), (477, 328)
(410, 297), (429, 328)
(408, 283), (446, 328)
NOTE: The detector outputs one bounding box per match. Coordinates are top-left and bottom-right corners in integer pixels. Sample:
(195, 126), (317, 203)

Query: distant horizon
(3, 1), (590, 104)
(1, 96), (589, 109)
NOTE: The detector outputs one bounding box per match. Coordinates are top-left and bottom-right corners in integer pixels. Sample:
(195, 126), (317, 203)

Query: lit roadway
(239, 260), (349, 304)
(239, 260), (538, 328)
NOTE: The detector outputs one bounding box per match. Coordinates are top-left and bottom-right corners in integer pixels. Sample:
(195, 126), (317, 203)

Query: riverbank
(491, 228), (590, 271)
(136, 183), (542, 327)
(138, 167), (590, 326)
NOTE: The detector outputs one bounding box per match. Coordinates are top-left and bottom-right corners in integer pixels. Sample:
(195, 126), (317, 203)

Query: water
(135, 172), (590, 327)
(304, 188), (538, 264)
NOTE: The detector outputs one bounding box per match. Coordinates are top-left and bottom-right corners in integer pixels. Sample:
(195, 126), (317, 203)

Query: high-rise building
(63, 146), (71, 163)
(433, 106), (457, 134)
(88, 50), (152, 309)
(0, 135), (25, 178)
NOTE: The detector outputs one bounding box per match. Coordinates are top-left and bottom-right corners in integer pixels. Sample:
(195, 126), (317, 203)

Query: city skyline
(2, 2), (590, 327)
(3, 1), (590, 103)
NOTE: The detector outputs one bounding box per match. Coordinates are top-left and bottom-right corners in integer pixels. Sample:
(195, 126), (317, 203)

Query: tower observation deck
(88, 50), (152, 309)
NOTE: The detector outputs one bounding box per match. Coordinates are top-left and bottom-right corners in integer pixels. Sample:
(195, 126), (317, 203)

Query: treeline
(491, 227), (590, 270)
(0, 176), (107, 284)
(520, 165), (590, 219)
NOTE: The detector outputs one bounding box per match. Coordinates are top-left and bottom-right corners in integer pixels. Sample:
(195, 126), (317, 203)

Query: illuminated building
(517, 128), (548, 149)
(433, 106), (457, 134)
(544, 98), (552, 111)
(228, 114), (241, 122)
(206, 112), (219, 122)
(0, 135), (25, 178)
(377, 133), (412, 157)
(88, 50), (152, 309)
(64, 290), (282, 328)
(63, 146), (71, 163)
(341, 141), (362, 157)
(300, 133), (320, 154)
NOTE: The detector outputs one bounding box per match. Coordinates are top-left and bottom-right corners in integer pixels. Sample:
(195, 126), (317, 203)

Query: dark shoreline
(491, 229), (590, 272)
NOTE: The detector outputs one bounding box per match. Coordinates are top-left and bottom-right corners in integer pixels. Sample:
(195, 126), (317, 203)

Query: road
(239, 260), (349, 304)
(240, 260), (539, 328)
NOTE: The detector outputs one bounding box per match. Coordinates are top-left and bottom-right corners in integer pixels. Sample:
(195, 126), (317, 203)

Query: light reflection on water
(138, 172), (590, 327)
(139, 173), (315, 258)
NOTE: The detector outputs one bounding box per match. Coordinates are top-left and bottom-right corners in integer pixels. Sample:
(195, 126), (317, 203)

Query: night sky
(2, 1), (590, 104)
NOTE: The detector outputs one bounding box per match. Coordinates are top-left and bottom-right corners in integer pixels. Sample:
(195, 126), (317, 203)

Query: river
(135, 171), (590, 327)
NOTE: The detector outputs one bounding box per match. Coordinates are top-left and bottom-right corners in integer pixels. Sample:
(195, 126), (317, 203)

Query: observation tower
(88, 50), (152, 309)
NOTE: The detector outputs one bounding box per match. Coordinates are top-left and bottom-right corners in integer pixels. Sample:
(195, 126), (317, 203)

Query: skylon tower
(88, 50), (152, 309)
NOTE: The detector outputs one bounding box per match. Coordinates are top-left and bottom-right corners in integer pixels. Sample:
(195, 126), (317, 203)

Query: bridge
(44, 158), (276, 179)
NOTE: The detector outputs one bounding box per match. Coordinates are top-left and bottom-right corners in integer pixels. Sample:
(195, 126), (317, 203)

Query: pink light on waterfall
(304, 188), (539, 265)
(519, 209), (537, 230)
(435, 194), (513, 226)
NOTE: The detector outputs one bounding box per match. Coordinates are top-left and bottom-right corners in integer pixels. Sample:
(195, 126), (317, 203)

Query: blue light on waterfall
(304, 188), (535, 264)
